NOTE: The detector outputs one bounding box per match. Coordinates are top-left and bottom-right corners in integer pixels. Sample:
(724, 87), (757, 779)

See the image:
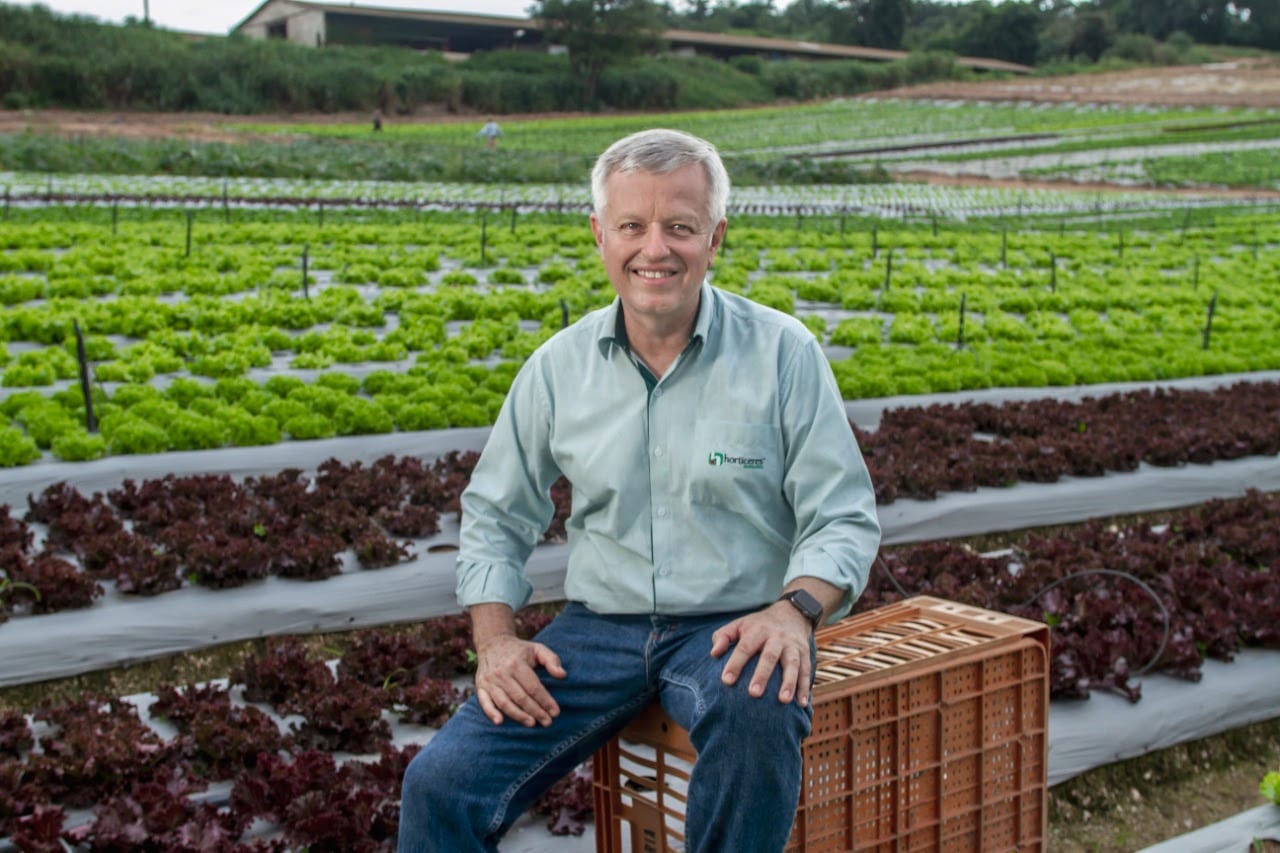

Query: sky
(22, 1), (541, 34)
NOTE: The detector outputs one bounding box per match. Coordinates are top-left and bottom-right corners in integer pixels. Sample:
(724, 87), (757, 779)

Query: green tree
(857, 0), (911, 49)
(533, 0), (666, 104)
(956, 0), (1041, 66)
(1101, 0), (1231, 42)
(1225, 0), (1279, 49)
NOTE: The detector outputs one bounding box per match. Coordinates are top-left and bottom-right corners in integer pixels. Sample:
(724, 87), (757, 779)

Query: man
(398, 128), (880, 852)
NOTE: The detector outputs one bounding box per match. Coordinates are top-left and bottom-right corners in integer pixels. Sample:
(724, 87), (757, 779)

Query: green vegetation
(4, 96), (1275, 188)
(0, 203), (1276, 463)
(3, 0), (1271, 119)
(0, 3), (968, 116)
(1262, 769), (1280, 806)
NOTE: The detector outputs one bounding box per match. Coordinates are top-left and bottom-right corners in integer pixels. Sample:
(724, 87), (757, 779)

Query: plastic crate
(591, 596), (1050, 852)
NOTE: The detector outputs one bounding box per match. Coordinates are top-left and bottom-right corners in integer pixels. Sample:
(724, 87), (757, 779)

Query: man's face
(590, 164), (726, 332)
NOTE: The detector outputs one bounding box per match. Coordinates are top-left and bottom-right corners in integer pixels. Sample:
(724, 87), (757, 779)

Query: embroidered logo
(708, 451), (764, 469)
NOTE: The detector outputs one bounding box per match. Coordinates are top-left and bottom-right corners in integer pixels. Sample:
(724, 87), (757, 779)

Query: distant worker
(478, 118), (503, 150)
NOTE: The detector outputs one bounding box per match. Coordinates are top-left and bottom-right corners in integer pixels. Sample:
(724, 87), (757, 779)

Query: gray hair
(590, 128), (730, 224)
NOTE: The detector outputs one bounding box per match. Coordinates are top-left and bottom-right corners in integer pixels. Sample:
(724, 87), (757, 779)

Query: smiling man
(398, 128), (880, 853)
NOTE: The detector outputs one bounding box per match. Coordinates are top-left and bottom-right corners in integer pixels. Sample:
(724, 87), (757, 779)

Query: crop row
(1020, 143), (1280, 190)
(250, 98), (1279, 159)
(0, 210), (1277, 465)
(2, 487), (1277, 847)
(0, 607), (556, 851)
(3, 379), (1276, 620)
(1, 170), (1258, 219)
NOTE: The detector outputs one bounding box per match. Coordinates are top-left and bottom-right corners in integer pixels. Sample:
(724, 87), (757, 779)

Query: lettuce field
(1, 93), (1279, 850)
(1, 198), (1278, 465)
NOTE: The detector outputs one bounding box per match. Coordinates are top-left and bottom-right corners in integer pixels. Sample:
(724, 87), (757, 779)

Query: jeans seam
(661, 672), (707, 717)
(485, 690), (657, 837)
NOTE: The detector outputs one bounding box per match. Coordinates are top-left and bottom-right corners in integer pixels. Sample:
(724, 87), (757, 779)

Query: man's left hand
(710, 601), (815, 707)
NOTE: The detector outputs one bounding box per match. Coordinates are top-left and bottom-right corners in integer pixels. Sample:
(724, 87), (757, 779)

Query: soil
(2, 59), (1278, 850)
(1048, 717), (1280, 851)
(879, 57), (1280, 109)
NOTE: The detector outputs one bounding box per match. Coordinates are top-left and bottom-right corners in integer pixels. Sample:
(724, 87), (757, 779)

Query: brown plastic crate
(592, 596), (1049, 852)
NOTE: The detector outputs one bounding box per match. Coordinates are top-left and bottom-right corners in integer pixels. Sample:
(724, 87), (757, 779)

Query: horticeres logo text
(708, 451), (765, 469)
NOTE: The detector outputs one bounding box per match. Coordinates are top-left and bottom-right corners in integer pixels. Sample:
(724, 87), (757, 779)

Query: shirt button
(659, 567), (671, 576)
(653, 447), (664, 458)
(657, 507), (668, 518)
(653, 389), (662, 398)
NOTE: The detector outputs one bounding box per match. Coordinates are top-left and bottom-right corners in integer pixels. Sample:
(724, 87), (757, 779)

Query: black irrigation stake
(1117, 228), (1125, 259)
(222, 178), (229, 222)
(1049, 251), (1057, 292)
(480, 210), (489, 267)
(956, 292), (967, 349)
(883, 250), (893, 291)
(73, 320), (97, 434)
(931, 216), (938, 237)
(111, 199), (118, 236)
(559, 298), (569, 329)
(1192, 254), (1200, 290)
(1253, 225), (1259, 261)
(510, 204), (518, 234)
(317, 200), (325, 226)
(1202, 290), (1218, 350)
(301, 244), (310, 299)
(1001, 226), (1007, 268)
(184, 210), (194, 257)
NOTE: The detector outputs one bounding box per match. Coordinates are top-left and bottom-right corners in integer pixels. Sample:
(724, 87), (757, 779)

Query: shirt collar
(596, 282), (713, 357)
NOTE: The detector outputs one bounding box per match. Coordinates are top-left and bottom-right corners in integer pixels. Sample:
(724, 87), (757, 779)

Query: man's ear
(709, 219), (727, 257)
(590, 214), (604, 249)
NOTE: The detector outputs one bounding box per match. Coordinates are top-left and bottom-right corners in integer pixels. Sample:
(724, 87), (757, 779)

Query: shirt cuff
(456, 559), (534, 613)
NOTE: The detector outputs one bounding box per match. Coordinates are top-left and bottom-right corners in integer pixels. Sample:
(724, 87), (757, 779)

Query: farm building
(231, 0), (1031, 73)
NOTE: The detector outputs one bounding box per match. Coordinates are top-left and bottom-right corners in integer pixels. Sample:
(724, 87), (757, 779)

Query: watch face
(785, 590), (822, 627)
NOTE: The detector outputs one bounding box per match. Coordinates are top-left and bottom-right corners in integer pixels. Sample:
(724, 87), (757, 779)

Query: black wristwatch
(778, 589), (823, 631)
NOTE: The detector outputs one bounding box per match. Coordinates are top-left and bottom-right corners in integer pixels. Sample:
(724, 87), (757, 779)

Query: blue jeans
(398, 602), (814, 852)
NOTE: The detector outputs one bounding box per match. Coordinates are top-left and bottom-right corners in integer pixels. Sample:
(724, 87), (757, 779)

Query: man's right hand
(474, 633), (566, 727)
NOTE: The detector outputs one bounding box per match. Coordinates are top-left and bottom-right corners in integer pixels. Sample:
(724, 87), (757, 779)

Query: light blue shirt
(456, 283), (881, 621)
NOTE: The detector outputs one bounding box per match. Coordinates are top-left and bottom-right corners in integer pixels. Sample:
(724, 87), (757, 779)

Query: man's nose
(640, 226), (669, 258)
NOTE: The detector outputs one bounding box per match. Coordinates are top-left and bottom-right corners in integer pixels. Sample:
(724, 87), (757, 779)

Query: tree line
(0, 2), (958, 114)
(0, 0), (1254, 116)
(657, 0), (1279, 64)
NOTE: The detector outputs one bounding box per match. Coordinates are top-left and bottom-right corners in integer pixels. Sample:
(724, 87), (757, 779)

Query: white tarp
(1137, 804), (1280, 853)
(3, 373), (1279, 686)
(2, 452), (1277, 687)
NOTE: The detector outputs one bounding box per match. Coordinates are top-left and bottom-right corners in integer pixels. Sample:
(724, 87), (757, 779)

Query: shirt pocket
(689, 419), (783, 510)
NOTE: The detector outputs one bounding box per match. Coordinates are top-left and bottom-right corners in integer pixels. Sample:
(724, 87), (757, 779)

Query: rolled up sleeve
(780, 339), (881, 621)
(455, 353), (561, 612)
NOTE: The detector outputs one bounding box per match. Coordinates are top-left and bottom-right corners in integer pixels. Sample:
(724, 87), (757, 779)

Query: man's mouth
(633, 269), (673, 280)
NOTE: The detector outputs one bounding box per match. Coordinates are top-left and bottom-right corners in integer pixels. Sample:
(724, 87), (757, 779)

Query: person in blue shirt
(478, 118), (503, 149)
(398, 128), (880, 852)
